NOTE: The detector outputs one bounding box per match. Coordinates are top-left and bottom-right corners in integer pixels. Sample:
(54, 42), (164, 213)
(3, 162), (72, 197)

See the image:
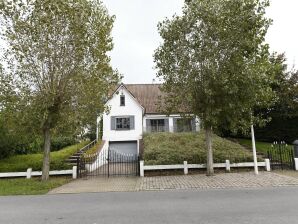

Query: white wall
(86, 141), (109, 172)
(102, 86), (144, 142)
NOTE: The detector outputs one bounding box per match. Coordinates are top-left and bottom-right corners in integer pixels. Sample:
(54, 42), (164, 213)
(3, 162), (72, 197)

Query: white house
(96, 83), (200, 155)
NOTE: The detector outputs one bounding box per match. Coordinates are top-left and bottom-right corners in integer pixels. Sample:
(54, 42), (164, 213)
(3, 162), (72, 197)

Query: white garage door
(109, 141), (138, 155)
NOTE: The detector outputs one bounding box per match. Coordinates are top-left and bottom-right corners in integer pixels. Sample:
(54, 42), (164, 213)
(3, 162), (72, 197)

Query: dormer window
(120, 95), (125, 106)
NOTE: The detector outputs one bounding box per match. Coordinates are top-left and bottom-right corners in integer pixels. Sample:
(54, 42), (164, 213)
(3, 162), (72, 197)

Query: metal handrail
(78, 139), (97, 153)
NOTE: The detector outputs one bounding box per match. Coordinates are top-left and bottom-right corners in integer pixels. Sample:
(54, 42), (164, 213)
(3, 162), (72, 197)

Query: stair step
(65, 163), (77, 166)
(65, 140), (100, 167)
(74, 152), (84, 156)
(65, 158), (79, 162)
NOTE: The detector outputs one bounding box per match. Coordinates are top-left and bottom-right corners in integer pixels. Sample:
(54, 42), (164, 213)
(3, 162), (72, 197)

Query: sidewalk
(49, 172), (298, 194)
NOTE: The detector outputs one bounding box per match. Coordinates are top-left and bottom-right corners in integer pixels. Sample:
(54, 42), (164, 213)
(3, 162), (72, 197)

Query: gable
(106, 85), (144, 113)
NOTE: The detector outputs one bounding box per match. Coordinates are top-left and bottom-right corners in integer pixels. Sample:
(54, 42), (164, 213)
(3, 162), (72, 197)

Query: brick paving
(49, 172), (298, 194)
(137, 172), (298, 191)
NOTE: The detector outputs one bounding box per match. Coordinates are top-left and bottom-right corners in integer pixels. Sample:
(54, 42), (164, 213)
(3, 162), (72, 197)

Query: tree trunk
(205, 125), (214, 176)
(41, 127), (51, 181)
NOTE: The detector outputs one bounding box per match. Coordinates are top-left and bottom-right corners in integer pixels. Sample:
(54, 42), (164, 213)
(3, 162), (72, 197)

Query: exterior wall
(102, 86), (144, 143)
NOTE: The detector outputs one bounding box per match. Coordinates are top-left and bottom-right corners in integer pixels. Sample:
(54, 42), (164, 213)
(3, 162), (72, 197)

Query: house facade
(96, 84), (200, 155)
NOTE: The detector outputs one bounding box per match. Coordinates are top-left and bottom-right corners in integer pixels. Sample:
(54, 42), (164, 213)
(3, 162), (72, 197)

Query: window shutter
(164, 118), (169, 132)
(146, 119), (151, 133)
(173, 118), (178, 132)
(130, 116), (135, 130)
(111, 116), (116, 130)
(191, 118), (196, 132)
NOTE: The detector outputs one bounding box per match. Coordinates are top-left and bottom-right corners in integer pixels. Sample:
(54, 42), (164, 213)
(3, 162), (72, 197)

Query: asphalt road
(1, 187), (298, 224)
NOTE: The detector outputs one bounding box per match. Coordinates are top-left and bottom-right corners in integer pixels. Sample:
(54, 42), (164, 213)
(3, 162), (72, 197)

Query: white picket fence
(139, 159), (271, 177)
(0, 166), (77, 179)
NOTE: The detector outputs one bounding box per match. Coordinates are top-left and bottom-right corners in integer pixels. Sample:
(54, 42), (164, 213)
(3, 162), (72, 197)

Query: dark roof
(124, 84), (164, 114)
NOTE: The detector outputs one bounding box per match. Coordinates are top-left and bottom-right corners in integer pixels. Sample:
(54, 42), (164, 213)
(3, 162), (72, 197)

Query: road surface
(1, 187), (298, 224)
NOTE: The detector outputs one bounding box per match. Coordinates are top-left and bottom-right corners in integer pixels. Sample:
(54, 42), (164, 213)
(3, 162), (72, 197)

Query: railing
(78, 139), (97, 154)
(267, 141), (295, 170)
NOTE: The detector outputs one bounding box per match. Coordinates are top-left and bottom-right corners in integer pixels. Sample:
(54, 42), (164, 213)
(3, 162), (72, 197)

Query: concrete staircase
(65, 140), (97, 166)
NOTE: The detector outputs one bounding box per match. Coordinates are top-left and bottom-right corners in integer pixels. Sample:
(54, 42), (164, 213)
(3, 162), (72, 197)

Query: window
(116, 117), (130, 130)
(176, 118), (192, 132)
(120, 95), (125, 106)
(150, 119), (165, 132)
(111, 116), (134, 131)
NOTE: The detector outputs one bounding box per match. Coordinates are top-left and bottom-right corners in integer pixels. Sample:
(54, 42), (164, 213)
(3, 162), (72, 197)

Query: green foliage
(154, 0), (275, 132)
(51, 137), (77, 152)
(0, 177), (70, 196)
(0, 116), (77, 158)
(254, 54), (298, 142)
(0, 141), (88, 172)
(143, 132), (254, 165)
(0, 115), (41, 158)
(220, 54), (298, 143)
(255, 116), (298, 143)
(1, 0), (120, 130)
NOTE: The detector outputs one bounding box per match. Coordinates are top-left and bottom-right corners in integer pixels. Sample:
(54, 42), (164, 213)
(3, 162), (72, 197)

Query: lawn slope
(0, 141), (88, 172)
(143, 132), (254, 165)
(235, 138), (272, 155)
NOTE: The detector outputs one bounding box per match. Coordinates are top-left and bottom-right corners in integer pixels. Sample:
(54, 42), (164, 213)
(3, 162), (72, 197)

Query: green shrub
(143, 132), (254, 165)
(51, 136), (77, 151)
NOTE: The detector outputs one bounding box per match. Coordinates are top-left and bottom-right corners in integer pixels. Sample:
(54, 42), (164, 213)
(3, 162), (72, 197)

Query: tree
(154, 0), (275, 175)
(1, 0), (120, 180)
(254, 53), (298, 142)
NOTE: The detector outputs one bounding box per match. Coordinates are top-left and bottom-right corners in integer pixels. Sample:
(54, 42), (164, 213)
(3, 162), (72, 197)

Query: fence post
(140, 160), (144, 177)
(26, 168), (32, 179)
(265, 159), (271, 171)
(72, 166), (77, 179)
(76, 157), (80, 178)
(294, 158), (298, 171)
(184, 161), (188, 175)
(225, 160), (230, 172)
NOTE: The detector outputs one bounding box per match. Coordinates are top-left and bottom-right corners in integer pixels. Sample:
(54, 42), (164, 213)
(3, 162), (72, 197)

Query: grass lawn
(0, 177), (70, 196)
(234, 138), (272, 155)
(143, 132), (255, 165)
(0, 141), (89, 172)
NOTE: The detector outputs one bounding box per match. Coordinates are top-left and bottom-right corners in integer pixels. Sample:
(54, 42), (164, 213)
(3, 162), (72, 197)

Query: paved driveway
(49, 177), (139, 194)
(49, 172), (298, 194)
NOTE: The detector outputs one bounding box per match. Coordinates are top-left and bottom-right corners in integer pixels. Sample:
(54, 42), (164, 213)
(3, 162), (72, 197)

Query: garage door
(109, 141), (138, 155)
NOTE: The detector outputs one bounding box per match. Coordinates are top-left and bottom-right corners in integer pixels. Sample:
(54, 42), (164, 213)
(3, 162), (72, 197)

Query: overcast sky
(102, 0), (298, 84)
